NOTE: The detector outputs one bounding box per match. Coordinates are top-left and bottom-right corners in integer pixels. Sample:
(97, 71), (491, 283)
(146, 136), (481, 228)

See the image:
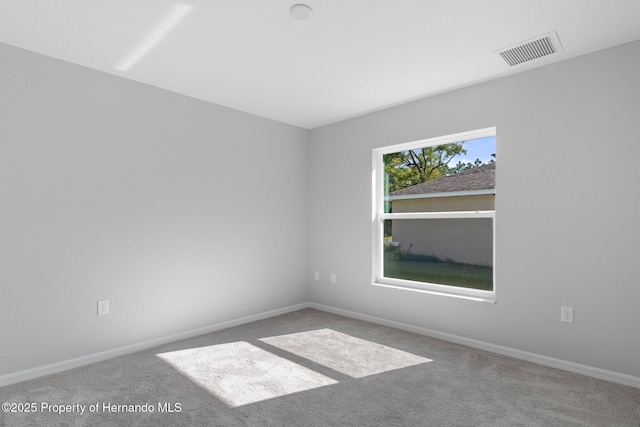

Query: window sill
(372, 280), (497, 303)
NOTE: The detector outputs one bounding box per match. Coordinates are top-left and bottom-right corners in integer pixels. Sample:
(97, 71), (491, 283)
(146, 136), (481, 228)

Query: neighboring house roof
(390, 162), (495, 197)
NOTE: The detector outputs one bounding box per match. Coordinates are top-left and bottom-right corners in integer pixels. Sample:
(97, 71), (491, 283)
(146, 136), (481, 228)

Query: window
(372, 127), (496, 302)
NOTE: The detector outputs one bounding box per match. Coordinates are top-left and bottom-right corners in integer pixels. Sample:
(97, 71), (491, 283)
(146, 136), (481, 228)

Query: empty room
(1, 1), (640, 426)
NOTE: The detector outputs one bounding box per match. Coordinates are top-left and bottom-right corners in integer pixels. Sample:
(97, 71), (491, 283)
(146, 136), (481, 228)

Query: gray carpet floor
(1, 308), (639, 426)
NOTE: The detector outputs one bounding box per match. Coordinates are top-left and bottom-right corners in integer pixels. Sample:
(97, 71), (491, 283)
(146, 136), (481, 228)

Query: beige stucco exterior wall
(391, 193), (494, 212)
(390, 194), (494, 266)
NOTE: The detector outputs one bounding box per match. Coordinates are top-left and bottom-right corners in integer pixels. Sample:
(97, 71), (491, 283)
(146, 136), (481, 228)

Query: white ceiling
(1, 0), (640, 129)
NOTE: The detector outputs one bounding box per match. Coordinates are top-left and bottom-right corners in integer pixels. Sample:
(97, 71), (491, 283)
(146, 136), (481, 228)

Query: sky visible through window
(457, 136), (495, 165)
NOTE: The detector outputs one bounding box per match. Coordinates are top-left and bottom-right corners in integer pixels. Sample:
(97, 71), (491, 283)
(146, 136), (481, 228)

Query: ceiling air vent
(496, 31), (563, 66)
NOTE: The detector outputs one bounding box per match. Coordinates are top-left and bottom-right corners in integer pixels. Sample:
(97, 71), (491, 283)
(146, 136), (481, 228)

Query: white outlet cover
(98, 300), (109, 316)
(561, 306), (573, 323)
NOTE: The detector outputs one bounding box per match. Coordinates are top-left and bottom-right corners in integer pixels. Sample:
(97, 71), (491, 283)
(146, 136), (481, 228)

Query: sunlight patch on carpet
(157, 341), (337, 407)
(260, 328), (432, 378)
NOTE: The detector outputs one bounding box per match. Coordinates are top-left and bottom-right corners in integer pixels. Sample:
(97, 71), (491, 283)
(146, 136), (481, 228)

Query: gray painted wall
(308, 41), (640, 378)
(0, 43), (309, 376)
(2, 39), (639, 382)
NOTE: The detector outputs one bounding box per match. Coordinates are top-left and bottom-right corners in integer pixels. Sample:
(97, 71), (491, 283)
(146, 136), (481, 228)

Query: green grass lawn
(384, 257), (493, 291)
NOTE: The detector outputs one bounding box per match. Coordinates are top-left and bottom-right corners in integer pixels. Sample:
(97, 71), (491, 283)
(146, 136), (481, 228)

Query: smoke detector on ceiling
(290, 4), (313, 20)
(496, 31), (564, 66)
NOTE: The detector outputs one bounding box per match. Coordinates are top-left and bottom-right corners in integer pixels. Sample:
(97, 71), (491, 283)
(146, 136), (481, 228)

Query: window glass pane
(383, 136), (496, 213)
(380, 134), (496, 293)
(383, 218), (493, 291)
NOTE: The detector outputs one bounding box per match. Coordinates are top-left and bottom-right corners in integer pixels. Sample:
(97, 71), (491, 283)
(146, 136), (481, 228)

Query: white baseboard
(308, 302), (640, 389)
(3, 301), (639, 390)
(0, 303), (309, 388)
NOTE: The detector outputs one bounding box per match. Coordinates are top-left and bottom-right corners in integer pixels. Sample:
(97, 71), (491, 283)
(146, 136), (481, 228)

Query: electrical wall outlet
(330, 273), (336, 284)
(561, 306), (573, 323)
(97, 299), (109, 316)
(313, 271), (320, 281)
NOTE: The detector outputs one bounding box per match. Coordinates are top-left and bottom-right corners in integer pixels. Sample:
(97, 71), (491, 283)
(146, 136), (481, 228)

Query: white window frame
(372, 127), (496, 303)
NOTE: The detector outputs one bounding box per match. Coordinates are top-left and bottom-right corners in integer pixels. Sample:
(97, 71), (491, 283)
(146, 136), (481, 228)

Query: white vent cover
(497, 31), (563, 66)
